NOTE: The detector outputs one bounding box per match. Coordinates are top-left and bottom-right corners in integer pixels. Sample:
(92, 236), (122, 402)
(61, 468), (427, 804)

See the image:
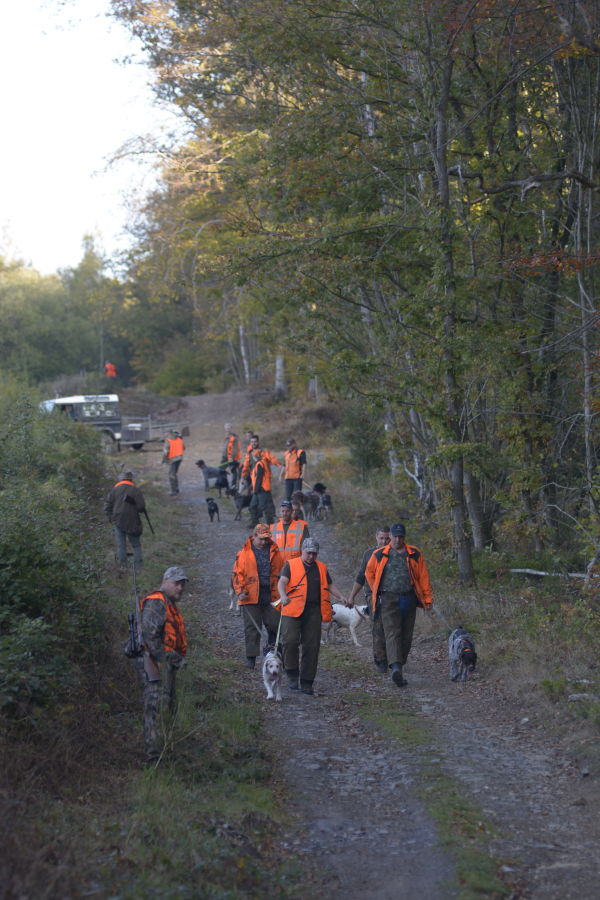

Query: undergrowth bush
(0, 384), (106, 717)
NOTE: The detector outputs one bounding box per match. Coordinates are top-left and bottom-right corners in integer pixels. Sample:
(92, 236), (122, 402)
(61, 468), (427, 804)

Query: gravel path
(159, 392), (600, 899)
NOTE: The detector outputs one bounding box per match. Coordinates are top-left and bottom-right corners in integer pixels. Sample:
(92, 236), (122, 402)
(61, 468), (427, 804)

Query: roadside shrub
(0, 387), (106, 717)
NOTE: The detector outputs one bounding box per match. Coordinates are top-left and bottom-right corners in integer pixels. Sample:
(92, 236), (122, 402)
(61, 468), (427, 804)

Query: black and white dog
(448, 627), (478, 682)
(195, 460), (229, 495)
(206, 497), (220, 522)
(262, 645), (283, 701)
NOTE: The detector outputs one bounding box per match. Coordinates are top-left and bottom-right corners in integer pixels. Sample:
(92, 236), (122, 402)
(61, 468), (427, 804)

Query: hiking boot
(391, 663), (407, 687)
(245, 656), (256, 669)
(300, 681), (314, 695)
(374, 660), (388, 674)
(286, 669), (299, 689)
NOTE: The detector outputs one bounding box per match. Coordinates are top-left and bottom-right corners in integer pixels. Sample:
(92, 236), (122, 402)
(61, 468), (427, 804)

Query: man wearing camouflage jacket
(139, 566), (188, 762)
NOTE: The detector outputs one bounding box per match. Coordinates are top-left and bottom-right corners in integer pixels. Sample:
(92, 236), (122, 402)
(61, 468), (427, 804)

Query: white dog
(262, 649), (283, 701)
(326, 604), (370, 646)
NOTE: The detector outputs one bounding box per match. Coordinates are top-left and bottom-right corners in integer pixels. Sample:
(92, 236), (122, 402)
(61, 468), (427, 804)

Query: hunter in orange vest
(232, 524), (284, 668)
(283, 438), (307, 501)
(270, 500), (310, 560)
(222, 423), (242, 488)
(277, 538), (347, 694)
(104, 361), (117, 377)
(162, 430), (185, 496)
(364, 522), (434, 687)
(241, 438), (282, 526)
(138, 566), (188, 761)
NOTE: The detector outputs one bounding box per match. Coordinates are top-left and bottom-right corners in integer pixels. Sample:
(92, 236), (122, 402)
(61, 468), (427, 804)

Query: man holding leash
(232, 524), (285, 669)
(365, 523), (434, 687)
(278, 538), (347, 695)
(139, 566), (188, 762)
(270, 500), (310, 560)
(347, 525), (390, 672)
(104, 470), (147, 571)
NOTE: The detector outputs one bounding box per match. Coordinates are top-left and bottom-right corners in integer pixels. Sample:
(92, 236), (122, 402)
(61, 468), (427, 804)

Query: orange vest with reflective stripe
(270, 519), (308, 560)
(114, 479), (134, 488)
(232, 539), (284, 605)
(139, 591), (187, 655)
(282, 557), (332, 621)
(166, 436), (185, 459)
(284, 448), (304, 479)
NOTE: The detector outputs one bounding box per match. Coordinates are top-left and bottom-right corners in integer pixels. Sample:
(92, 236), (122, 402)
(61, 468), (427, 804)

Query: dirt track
(157, 392), (600, 899)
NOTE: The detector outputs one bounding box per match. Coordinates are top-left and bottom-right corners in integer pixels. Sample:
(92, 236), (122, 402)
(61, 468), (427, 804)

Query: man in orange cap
(232, 524), (285, 668)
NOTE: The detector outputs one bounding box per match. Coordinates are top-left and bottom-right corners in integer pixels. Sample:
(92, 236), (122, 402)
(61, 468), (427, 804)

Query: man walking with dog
(282, 437), (307, 501)
(162, 429), (185, 496)
(139, 566), (188, 762)
(270, 500), (310, 560)
(278, 538), (347, 695)
(232, 524), (285, 669)
(104, 470), (147, 571)
(365, 523), (433, 687)
(347, 526), (390, 668)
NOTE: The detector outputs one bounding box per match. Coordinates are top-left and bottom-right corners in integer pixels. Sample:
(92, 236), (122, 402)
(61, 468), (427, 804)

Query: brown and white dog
(326, 604), (370, 647)
(262, 648), (283, 701)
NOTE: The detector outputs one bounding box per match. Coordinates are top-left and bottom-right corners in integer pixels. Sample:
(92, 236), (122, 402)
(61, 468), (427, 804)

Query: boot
(286, 669), (299, 689)
(374, 659), (387, 674)
(391, 663), (407, 687)
(300, 680), (314, 695)
(245, 656), (256, 669)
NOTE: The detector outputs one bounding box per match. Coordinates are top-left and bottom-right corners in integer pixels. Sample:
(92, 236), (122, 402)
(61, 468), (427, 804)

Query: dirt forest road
(159, 391), (600, 899)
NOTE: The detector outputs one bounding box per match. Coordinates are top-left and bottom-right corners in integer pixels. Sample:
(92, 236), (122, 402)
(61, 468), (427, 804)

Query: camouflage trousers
(143, 665), (178, 760)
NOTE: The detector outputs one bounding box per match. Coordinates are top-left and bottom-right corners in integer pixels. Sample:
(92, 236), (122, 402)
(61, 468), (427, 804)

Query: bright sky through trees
(0, 0), (176, 274)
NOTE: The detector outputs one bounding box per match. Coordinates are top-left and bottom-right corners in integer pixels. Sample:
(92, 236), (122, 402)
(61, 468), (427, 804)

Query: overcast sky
(0, 0), (180, 275)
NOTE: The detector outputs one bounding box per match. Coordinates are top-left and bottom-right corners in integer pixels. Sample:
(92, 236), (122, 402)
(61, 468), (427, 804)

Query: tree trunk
(274, 352), (286, 399)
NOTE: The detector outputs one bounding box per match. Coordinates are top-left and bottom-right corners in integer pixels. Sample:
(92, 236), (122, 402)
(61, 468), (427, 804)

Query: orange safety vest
(250, 456), (272, 492)
(114, 479), (135, 488)
(281, 557), (332, 622)
(232, 539), (284, 605)
(166, 436), (185, 459)
(139, 591), (187, 655)
(225, 434), (241, 462)
(284, 447), (304, 479)
(270, 518), (308, 560)
(365, 543), (433, 611)
(242, 448), (281, 479)
(105, 362), (117, 377)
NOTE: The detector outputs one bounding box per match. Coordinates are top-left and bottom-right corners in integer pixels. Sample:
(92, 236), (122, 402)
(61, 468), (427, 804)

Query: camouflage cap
(162, 566), (189, 582)
(302, 538), (320, 553)
(253, 524), (272, 539)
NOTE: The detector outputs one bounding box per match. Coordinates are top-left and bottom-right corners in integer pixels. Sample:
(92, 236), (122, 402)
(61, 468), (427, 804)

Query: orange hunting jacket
(232, 539), (284, 605)
(365, 543), (434, 610)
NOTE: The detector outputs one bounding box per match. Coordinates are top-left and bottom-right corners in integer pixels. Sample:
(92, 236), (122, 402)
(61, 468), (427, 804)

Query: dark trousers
(249, 489), (276, 525)
(242, 601), (281, 657)
(284, 478), (303, 501)
(281, 604), (322, 684)
(373, 591), (417, 667)
(168, 459), (182, 494)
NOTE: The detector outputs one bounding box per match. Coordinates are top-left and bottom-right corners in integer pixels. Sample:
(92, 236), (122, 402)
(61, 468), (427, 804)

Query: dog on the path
(262, 647), (283, 701)
(448, 627), (477, 682)
(196, 460), (229, 496)
(326, 604), (369, 647)
(227, 480), (252, 521)
(206, 497), (220, 522)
